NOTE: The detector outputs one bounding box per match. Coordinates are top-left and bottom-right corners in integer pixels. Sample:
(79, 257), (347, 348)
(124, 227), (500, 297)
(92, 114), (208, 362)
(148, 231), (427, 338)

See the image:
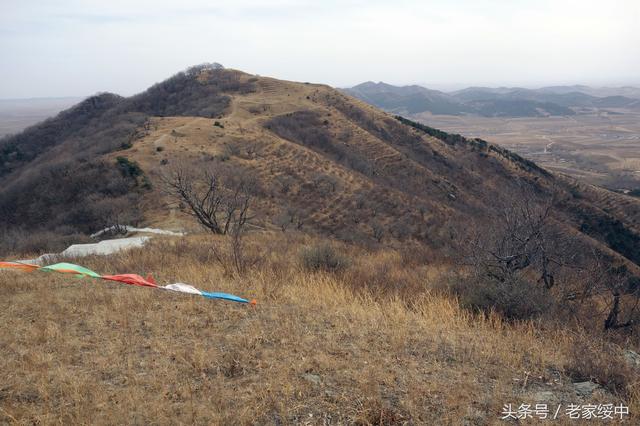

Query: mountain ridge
(2, 66), (640, 277)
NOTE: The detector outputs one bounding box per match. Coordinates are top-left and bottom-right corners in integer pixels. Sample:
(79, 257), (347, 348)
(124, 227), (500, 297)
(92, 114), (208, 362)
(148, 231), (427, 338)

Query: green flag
(40, 262), (102, 278)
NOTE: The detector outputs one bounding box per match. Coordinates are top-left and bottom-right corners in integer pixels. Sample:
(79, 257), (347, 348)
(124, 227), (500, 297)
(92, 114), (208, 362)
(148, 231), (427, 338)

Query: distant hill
(538, 85), (640, 99)
(451, 87), (640, 109)
(344, 82), (640, 117)
(344, 81), (469, 115)
(3, 64), (640, 275)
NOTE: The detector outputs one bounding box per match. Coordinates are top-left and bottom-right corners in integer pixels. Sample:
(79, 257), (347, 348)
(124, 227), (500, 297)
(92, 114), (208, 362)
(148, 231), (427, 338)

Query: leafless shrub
(441, 273), (551, 320)
(371, 221), (385, 243)
(311, 172), (339, 195)
(462, 187), (566, 288)
(449, 184), (572, 320)
(390, 217), (412, 240)
(565, 337), (634, 395)
(0, 227), (91, 256)
(568, 249), (640, 331)
(204, 223), (258, 276)
(274, 208), (304, 232)
(300, 243), (350, 272)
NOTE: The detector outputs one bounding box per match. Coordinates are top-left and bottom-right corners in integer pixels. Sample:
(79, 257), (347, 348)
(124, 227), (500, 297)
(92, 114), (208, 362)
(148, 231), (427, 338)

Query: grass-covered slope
(1, 233), (637, 424)
(0, 65), (251, 235)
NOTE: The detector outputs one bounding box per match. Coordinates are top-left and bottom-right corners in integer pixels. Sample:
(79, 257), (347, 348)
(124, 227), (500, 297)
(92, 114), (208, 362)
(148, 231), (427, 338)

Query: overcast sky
(1, 0), (639, 98)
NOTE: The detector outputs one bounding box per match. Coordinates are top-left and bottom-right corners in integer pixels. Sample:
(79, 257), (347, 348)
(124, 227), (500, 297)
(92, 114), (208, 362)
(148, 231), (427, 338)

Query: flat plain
(0, 97), (81, 137)
(413, 109), (640, 190)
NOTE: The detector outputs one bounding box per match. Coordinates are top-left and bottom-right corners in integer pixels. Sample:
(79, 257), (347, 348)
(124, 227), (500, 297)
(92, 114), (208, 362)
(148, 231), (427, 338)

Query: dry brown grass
(1, 232), (638, 424)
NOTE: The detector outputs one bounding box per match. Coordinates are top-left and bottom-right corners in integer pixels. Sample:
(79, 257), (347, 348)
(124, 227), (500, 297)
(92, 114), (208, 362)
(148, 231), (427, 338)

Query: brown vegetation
(2, 67), (640, 423)
(0, 66), (254, 237)
(3, 66), (640, 277)
(1, 232), (638, 424)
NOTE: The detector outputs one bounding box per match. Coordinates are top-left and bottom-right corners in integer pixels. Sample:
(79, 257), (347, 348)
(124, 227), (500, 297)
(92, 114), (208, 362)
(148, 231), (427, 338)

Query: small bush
(141, 175), (153, 190)
(399, 243), (434, 267)
(0, 227), (91, 256)
(565, 338), (634, 395)
(300, 243), (350, 272)
(116, 156), (142, 177)
(223, 143), (240, 157)
(441, 274), (550, 320)
(343, 256), (426, 300)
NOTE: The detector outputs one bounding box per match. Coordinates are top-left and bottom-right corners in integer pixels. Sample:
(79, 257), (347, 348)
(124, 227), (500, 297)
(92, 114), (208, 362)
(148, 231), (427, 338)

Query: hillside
(3, 65), (640, 268)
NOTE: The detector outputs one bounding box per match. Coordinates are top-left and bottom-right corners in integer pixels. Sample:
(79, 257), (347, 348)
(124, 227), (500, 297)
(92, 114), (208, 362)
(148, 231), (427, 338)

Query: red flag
(102, 274), (158, 287)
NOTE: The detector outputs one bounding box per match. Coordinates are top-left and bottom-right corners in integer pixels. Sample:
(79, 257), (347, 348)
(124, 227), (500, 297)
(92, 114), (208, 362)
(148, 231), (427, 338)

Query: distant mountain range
(343, 82), (640, 117)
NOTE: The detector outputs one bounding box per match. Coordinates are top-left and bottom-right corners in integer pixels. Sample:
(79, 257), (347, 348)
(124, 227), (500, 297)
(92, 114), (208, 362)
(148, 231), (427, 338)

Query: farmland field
(413, 109), (640, 190)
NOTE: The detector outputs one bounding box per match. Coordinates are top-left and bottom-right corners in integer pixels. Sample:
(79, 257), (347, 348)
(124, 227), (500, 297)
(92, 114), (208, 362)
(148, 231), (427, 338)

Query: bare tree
(572, 249), (640, 330)
(162, 167), (252, 235)
(163, 168), (224, 233)
(463, 185), (571, 288)
(459, 183), (640, 329)
(274, 207), (304, 232)
(445, 186), (573, 319)
(221, 180), (252, 235)
(274, 175), (294, 194)
(163, 165), (258, 275)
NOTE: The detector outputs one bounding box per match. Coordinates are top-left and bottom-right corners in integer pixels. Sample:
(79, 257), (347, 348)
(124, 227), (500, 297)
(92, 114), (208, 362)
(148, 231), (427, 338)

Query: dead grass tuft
(564, 335), (636, 396)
